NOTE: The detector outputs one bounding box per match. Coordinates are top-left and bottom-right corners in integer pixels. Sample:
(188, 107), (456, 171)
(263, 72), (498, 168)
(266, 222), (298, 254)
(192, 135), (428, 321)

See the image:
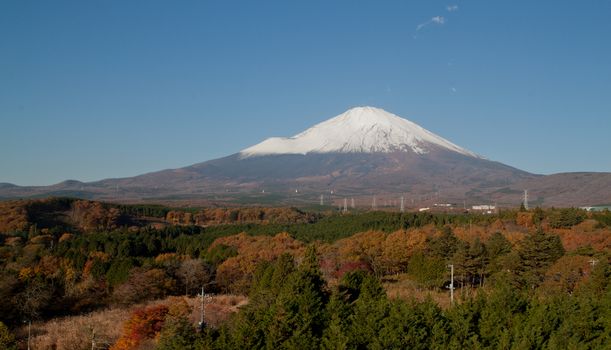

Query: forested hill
(0, 197), (320, 235)
(3, 196), (610, 237)
(0, 197), (610, 349)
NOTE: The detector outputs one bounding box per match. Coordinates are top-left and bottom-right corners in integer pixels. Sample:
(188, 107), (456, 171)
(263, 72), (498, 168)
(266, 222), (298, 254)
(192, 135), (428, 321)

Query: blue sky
(1, 0), (610, 186)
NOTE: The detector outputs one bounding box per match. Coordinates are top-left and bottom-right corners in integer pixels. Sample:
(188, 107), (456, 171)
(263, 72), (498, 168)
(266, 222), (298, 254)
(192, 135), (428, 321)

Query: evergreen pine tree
(344, 274), (388, 348)
(408, 252), (447, 289)
(515, 230), (565, 289)
(486, 232), (512, 257)
(321, 295), (350, 350)
(428, 226), (459, 260)
(265, 246), (328, 348)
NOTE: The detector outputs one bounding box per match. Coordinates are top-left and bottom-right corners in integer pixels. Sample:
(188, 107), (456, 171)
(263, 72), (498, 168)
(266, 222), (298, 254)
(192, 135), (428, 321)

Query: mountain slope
(1, 106), (609, 207)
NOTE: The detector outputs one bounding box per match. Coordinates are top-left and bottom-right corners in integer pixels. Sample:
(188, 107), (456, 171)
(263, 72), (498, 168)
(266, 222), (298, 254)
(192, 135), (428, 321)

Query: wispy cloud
(416, 16), (445, 31)
(432, 16), (445, 24)
(446, 5), (459, 12)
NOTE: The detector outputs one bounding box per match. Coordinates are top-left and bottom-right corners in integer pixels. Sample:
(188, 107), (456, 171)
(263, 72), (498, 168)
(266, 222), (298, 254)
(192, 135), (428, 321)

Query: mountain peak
(240, 107), (480, 158)
(333, 106), (404, 125)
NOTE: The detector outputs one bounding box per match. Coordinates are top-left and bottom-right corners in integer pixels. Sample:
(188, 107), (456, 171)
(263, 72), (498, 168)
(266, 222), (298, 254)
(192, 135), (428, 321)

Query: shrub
(0, 321), (17, 350)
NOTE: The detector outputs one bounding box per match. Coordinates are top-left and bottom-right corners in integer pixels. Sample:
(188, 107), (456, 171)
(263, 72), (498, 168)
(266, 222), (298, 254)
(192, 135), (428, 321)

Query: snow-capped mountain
(2, 106), (610, 207)
(240, 106), (479, 158)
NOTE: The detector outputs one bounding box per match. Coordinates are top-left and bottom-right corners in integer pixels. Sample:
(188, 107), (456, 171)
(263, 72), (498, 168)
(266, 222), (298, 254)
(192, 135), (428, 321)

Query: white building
(471, 205), (495, 211)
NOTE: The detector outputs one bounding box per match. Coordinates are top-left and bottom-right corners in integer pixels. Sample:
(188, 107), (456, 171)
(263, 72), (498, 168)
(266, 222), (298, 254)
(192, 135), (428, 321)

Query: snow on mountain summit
(240, 106), (479, 158)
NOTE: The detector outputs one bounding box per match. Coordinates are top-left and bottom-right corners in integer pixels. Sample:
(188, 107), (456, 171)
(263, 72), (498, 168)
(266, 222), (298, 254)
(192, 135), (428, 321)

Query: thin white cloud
(446, 5), (459, 12)
(416, 16), (445, 31)
(432, 16), (445, 24)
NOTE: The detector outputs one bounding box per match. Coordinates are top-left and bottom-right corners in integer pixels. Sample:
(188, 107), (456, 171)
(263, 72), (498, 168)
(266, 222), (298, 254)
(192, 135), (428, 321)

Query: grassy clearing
(383, 273), (464, 310)
(14, 294), (247, 350)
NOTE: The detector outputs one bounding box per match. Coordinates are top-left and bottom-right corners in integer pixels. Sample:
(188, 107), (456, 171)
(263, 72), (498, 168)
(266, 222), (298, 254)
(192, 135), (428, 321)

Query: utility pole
(343, 198), (347, 213)
(448, 264), (455, 306)
(400, 196), (405, 213)
(198, 282), (216, 331)
(27, 320), (31, 350)
(91, 326), (95, 350)
(198, 286), (205, 331)
(320, 194), (324, 206)
(523, 190), (529, 210)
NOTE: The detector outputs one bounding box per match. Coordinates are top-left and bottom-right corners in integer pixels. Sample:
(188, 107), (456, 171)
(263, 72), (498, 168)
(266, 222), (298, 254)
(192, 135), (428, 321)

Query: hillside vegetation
(0, 198), (609, 349)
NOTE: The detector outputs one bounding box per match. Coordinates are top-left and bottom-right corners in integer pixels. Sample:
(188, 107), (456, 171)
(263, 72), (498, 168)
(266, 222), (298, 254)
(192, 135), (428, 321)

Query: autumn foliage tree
(539, 255), (593, 297)
(212, 232), (304, 293)
(156, 298), (199, 350)
(112, 268), (176, 305)
(70, 200), (124, 231)
(381, 230), (427, 275)
(111, 304), (169, 350)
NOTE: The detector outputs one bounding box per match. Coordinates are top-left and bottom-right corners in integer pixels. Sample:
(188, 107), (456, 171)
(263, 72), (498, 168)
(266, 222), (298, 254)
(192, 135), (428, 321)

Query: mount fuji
(2, 107), (610, 207)
(240, 106), (479, 158)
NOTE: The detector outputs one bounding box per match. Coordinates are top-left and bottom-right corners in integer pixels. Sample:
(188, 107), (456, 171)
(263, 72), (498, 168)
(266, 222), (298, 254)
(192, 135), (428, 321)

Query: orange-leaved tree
(111, 304), (169, 350)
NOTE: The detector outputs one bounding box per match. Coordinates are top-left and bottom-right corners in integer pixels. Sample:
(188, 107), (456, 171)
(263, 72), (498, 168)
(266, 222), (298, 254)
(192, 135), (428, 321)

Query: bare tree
(112, 268), (173, 305)
(176, 258), (208, 296)
(19, 279), (51, 322)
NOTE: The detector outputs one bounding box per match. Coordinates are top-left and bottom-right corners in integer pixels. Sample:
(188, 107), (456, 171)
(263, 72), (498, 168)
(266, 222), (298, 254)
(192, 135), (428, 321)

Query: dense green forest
(199, 248), (609, 350)
(0, 199), (609, 349)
